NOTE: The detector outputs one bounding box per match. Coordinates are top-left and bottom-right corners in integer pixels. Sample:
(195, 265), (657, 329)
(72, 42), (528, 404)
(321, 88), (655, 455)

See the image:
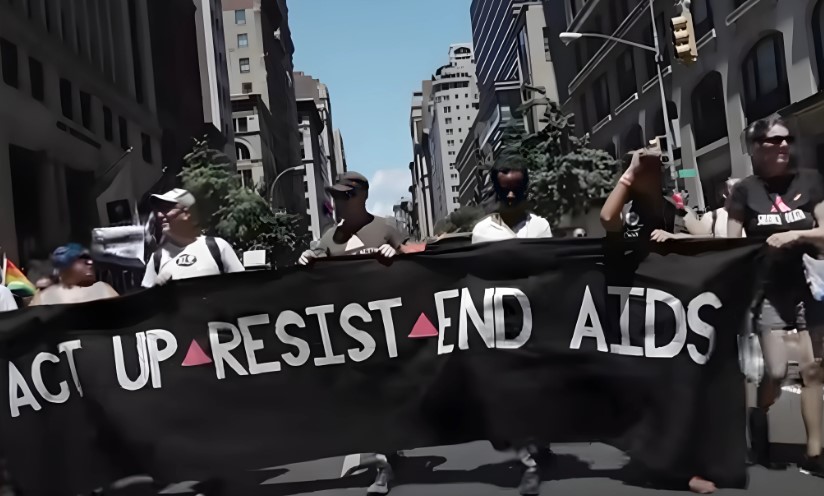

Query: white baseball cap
(150, 188), (196, 209)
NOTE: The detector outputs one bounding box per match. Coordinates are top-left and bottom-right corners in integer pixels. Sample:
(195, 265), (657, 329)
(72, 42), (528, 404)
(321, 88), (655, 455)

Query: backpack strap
(153, 248), (162, 274)
(205, 236), (225, 274)
(711, 210), (718, 238)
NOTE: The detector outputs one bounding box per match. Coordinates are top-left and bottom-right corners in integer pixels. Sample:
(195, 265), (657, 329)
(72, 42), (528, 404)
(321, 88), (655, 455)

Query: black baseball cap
(326, 171), (369, 193)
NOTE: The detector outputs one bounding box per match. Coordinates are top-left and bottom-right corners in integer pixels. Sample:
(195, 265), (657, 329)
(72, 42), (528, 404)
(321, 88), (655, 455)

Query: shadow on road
(256, 453), (631, 496)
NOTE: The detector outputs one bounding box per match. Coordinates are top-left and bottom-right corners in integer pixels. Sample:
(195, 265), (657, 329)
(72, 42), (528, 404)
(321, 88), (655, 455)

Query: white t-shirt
(142, 236), (244, 288)
(471, 213), (553, 244)
(0, 286), (18, 312)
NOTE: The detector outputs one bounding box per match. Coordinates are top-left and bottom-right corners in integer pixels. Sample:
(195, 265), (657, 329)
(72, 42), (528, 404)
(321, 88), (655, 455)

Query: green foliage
(501, 102), (621, 226)
(180, 138), (303, 266)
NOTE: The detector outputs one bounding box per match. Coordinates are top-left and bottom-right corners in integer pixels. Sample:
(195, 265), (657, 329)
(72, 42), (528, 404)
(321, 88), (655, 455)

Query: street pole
(268, 165), (305, 207)
(648, 0), (678, 186)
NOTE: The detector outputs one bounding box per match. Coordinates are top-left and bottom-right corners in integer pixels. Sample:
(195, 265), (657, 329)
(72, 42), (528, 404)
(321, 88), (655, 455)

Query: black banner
(0, 239), (762, 495)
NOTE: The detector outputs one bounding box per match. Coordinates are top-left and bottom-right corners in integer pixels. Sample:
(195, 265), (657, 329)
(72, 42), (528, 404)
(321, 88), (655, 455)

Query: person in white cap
(141, 189), (244, 288)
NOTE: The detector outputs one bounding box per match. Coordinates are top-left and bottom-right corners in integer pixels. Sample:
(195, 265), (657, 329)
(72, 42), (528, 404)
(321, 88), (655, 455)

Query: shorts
(754, 293), (824, 359)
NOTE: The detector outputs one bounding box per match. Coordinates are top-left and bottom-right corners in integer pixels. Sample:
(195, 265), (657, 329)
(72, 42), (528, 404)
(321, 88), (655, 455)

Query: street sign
(678, 169), (698, 178)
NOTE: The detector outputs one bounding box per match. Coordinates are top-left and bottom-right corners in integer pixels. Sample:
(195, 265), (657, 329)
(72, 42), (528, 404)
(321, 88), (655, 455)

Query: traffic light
(671, 12), (698, 65)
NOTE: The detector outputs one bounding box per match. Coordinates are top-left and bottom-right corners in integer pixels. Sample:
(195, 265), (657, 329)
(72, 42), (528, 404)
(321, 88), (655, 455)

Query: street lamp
(268, 165), (305, 207)
(559, 0), (677, 185)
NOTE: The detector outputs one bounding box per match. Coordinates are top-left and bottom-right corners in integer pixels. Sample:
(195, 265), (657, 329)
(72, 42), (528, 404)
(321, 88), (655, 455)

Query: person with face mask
(470, 153), (552, 496)
(142, 189), (244, 288)
(29, 244), (118, 306)
(726, 116), (824, 478)
(472, 152), (552, 244)
(299, 172), (409, 266)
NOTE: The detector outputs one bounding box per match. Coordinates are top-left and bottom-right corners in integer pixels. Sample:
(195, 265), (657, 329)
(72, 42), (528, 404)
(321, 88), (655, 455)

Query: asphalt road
(151, 387), (823, 495)
(201, 440), (821, 496)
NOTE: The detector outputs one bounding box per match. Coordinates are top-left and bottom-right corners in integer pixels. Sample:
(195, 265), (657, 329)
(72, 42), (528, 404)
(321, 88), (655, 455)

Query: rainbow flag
(2, 257), (35, 297)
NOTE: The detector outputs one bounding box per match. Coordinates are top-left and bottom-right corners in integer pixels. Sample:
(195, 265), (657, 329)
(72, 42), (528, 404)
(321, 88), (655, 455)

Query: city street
(240, 441), (823, 496)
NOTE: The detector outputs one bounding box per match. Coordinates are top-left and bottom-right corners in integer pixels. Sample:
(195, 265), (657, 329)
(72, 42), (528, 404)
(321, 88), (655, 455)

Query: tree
(500, 102), (621, 226)
(180, 139), (304, 267)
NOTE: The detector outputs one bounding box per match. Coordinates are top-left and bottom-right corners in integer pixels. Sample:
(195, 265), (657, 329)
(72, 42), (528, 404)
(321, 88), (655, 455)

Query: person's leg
(796, 331), (823, 458)
(515, 444), (540, 496)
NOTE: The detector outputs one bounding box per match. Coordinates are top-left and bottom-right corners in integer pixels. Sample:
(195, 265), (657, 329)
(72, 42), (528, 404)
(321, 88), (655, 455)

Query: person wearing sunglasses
(726, 116), (824, 478)
(298, 171), (409, 266)
(29, 244), (119, 306)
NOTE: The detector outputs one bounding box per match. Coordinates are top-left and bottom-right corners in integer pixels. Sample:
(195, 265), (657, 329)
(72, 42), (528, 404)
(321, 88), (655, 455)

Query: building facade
(222, 0), (301, 197)
(333, 128), (348, 174)
(409, 82), (435, 239)
(426, 44), (480, 224)
(555, 0), (824, 211)
(232, 94), (277, 190)
(392, 197), (413, 237)
(296, 98), (334, 239)
(0, 0), (163, 266)
(194, 0), (235, 160)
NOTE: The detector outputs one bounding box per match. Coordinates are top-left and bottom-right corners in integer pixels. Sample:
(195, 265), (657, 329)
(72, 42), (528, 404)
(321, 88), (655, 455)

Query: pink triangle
(182, 339), (213, 366)
(408, 313), (439, 339)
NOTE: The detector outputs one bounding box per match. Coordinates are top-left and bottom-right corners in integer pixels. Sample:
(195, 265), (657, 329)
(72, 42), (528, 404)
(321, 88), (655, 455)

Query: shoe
(518, 467), (540, 496)
(799, 455), (824, 478)
(366, 462), (393, 495)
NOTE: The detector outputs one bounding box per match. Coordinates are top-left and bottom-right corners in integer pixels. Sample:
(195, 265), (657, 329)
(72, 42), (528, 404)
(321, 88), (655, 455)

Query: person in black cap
(299, 172), (409, 265)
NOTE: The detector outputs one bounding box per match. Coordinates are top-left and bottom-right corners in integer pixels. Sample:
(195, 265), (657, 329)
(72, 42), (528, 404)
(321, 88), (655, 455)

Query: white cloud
(366, 168), (412, 217)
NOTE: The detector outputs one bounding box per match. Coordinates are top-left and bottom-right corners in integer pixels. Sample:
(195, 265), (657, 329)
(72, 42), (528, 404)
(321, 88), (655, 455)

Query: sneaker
(367, 463), (393, 495)
(799, 455), (824, 478)
(518, 467), (540, 496)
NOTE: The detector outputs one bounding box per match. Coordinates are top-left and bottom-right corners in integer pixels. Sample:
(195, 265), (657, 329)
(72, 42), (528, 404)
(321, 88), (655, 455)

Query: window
(447, 140), (455, 146)
(240, 169), (253, 187)
(239, 57), (250, 73)
(446, 129), (454, 135)
(28, 57), (44, 101)
(236, 142), (251, 160)
(80, 91), (92, 130)
(242, 82), (253, 94)
(445, 117), (452, 124)
(593, 74), (610, 121)
(741, 34), (790, 122)
(59, 78), (73, 119)
(103, 107), (113, 142)
(692, 0), (713, 40)
(141, 133), (152, 163)
(644, 14), (670, 81)
(444, 106), (451, 113)
(119, 116), (128, 150)
(448, 151), (456, 156)
(616, 50), (636, 103)
(577, 96), (590, 133)
(238, 33), (248, 48)
(237, 117), (248, 133)
(235, 9), (246, 25)
(623, 124), (644, 153)
(609, 0), (630, 30)
(0, 38), (19, 88)
(691, 72), (727, 149)
(451, 186), (459, 192)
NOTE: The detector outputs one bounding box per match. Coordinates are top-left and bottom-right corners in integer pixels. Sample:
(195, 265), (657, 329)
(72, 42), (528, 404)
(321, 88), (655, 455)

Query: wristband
(619, 174), (633, 187)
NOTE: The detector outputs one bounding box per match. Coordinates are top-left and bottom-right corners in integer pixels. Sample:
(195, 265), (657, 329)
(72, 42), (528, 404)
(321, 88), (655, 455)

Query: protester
(472, 152), (552, 244)
(0, 285), (16, 312)
(600, 147), (718, 493)
(299, 171), (409, 495)
(142, 189), (244, 288)
(299, 172), (409, 266)
(726, 116), (824, 478)
(471, 152), (551, 496)
(600, 147), (691, 243)
(683, 178), (744, 237)
(29, 244), (118, 306)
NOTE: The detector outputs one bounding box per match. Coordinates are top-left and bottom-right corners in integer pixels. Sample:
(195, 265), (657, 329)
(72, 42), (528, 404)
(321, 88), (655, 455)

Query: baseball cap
(150, 188), (196, 209)
(51, 243), (91, 270)
(326, 171), (369, 194)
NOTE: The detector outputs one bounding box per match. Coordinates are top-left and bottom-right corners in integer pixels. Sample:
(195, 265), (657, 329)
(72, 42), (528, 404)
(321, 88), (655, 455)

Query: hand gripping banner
(0, 238), (762, 495)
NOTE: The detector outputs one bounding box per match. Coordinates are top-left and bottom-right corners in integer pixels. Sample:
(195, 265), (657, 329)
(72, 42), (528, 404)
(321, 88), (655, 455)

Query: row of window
(0, 37), (153, 163)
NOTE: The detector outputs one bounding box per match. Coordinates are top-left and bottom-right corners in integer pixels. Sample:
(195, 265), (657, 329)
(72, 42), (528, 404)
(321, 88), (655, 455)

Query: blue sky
(289, 0), (473, 216)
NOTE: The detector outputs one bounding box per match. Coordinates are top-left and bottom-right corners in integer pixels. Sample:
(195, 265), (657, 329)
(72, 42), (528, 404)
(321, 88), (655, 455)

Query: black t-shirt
(617, 196), (682, 240)
(726, 168), (824, 291)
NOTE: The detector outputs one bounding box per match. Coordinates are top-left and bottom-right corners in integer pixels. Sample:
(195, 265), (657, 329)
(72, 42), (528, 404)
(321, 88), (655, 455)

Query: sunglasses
(758, 135), (795, 145)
